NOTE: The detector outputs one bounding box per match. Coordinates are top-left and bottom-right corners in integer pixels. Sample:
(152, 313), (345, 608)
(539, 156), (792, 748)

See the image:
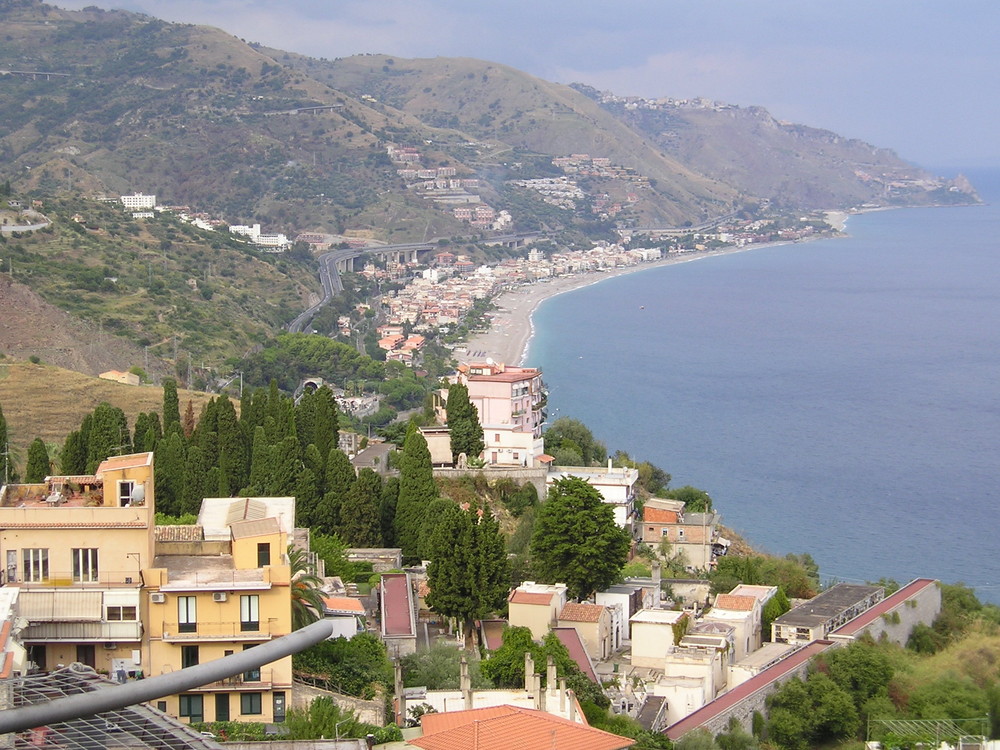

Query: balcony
(3, 570), (142, 587)
(190, 668), (275, 691)
(23, 620), (142, 642)
(159, 620), (284, 642)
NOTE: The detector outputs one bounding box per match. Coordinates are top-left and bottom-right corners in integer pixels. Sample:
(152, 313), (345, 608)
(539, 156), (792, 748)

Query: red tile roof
(323, 597), (365, 614)
(552, 627), (598, 683)
(95, 452), (153, 473)
(509, 590), (556, 605)
(713, 594), (757, 612)
(644, 507), (680, 523)
(559, 602), (607, 623)
(415, 706), (633, 750)
(381, 573), (414, 637)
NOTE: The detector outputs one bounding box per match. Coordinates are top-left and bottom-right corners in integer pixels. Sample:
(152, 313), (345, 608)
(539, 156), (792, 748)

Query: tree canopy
(445, 382), (484, 463)
(530, 476), (630, 600)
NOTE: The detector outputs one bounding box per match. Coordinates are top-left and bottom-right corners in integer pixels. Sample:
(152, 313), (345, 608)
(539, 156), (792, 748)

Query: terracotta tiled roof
(643, 507), (680, 523)
(509, 590), (555, 605)
(552, 627), (598, 683)
(714, 594), (757, 612)
(415, 705), (633, 750)
(559, 602), (606, 623)
(322, 596), (365, 613)
(1, 521), (147, 529)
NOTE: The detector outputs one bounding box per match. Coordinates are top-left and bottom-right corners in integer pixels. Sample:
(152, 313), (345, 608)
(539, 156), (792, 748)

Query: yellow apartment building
(0, 452), (156, 676)
(142, 497), (295, 725)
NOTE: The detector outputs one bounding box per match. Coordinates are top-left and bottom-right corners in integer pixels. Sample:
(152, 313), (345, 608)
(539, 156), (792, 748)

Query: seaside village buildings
(0, 372), (944, 744)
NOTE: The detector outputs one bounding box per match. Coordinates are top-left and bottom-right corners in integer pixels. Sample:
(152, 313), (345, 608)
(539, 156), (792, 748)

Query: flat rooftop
(773, 583), (882, 628)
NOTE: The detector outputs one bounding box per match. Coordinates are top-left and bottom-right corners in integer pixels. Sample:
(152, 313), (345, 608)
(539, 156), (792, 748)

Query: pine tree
(24, 438), (50, 483)
(395, 426), (437, 563)
(162, 378), (181, 435)
(340, 468), (383, 547)
(426, 503), (510, 647)
(530, 476), (631, 600)
(446, 382), (484, 463)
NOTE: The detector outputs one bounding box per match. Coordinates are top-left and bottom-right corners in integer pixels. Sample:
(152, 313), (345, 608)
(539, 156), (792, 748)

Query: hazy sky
(54, 0), (999, 169)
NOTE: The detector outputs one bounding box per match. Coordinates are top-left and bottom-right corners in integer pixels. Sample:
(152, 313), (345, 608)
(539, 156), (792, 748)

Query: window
(178, 596), (197, 633)
(181, 645), (199, 669)
(118, 480), (134, 507)
(22, 549), (49, 582)
(179, 694), (204, 723)
(240, 693), (262, 716)
(661, 528), (670, 537)
(240, 595), (259, 632)
(107, 606), (137, 621)
(72, 548), (99, 582)
(242, 644), (260, 681)
(677, 529), (685, 540)
(257, 543), (270, 568)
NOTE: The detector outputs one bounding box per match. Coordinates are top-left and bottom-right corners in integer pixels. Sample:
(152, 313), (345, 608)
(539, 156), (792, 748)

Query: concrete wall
(292, 681), (385, 726)
(433, 467), (548, 496)
(831, 581), (941, 646)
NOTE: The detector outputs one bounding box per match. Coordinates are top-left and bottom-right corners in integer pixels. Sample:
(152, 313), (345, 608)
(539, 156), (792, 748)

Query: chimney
(524, 652), (534, 693)
(652, 559), (662, 609)
(546, 655), (557, 697)
(394, 659), (405, 727)
(559, 678), (567, 712)
(567, 689), (577, 723)
(460, 655), (472, 710)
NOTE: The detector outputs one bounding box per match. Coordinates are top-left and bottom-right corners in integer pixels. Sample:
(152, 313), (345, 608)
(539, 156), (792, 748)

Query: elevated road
(285, 231), (546, 334)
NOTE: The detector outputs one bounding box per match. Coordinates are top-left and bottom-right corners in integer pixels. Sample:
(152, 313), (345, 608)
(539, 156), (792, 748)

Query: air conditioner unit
(150, 593), (166, 604)
(212, 592), (228, 602)
(103, 642), (117, 650)
(124, 577), (133, 584)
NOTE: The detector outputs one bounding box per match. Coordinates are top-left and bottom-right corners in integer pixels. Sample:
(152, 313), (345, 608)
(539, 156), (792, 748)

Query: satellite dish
(130, 485), (146, 505)
(486, 357), (494, 365)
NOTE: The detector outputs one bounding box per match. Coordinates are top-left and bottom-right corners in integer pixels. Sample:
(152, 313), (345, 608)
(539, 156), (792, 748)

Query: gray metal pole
(0, 619), (334, 734)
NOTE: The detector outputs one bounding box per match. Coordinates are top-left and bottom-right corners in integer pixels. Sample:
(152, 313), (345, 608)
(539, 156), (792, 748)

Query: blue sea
(526, 169), (1000, 603)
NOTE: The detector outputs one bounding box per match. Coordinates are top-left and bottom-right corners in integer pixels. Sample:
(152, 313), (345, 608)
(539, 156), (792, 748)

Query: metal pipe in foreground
(0, 619), (334, 735)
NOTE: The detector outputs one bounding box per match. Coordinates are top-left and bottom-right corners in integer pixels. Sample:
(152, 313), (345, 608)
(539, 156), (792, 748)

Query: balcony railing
(23, 620), (142, 642)
(159, 620), (283, 641)
(2, 570), (142, 587)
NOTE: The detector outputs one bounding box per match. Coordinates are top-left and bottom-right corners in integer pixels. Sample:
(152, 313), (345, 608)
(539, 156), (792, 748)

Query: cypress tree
(315, 448), (355, 533)
(340, 468), (383, 547)
(182, 400), (196, 438)
(395, 426), (437, 562)
(312, 386), (339, 461)
(154, 431), (187, 515)
(426, 503), (510, 647)
(162, 378), (181, 435)
(0, 400), (9, 482)
(60, 430), (87, 475)
(181, 444), (207, 515)
(133, 413), (152, 452)
(380, 476), (400, 547)
(446, 382), (484, 463)
(247, 426), (270, 495)
(303, 444), (325, 496)
(294, 467), (320, 527)
(85, 402), (130, 473)
(268, 436), (301, 497)
(216, 398), (248, 491)
(24, 438), (50, 483)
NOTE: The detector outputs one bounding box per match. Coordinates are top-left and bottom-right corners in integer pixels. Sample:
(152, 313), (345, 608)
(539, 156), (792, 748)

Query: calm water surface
(526, 169), (1000, 602)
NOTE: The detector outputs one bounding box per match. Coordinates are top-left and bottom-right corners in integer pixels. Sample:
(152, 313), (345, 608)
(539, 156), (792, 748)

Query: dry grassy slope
(302, 54), (741, 224)
(0, 275), (162, 378)
(0, 360), (216, 464)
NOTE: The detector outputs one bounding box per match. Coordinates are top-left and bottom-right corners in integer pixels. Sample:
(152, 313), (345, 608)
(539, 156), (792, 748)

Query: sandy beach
(458, 242), (796, 367)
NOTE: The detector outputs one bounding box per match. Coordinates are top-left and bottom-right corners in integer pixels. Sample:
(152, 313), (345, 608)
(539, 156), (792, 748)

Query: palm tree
(288, 545), (326, 630)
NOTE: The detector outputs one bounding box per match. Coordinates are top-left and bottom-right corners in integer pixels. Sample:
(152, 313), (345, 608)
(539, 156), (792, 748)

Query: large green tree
(425, 503), (509, 646)
(543, 417), (607, 467)
(445, 382), (484, 463)
(394, 426), (437, 562)
(340, 468), (383, 547)
(530, 476), (630, 600)
(85, 402), (130, 473)
(162, 378), (181, 435)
